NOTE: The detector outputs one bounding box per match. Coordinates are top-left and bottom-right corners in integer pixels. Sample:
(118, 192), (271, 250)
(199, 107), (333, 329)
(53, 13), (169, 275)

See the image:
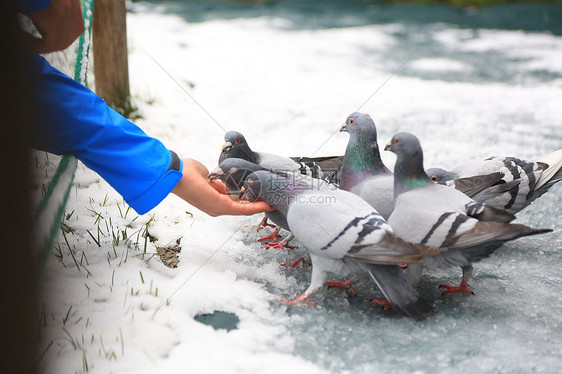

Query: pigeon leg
(258, 227), (281, 243)
(439, 265), (475, 296)
(371, 299), (392, 310)
(283, 293), (315, 306)
(284, 256), (326, 306)
(281, 257), (307, 268)
(256, 216), (275, 231)
(325, 278), (357, 296)
(264, 233), (295, 250)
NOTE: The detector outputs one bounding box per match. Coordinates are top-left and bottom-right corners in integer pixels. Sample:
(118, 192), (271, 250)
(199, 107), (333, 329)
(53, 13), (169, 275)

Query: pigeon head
(385, 132), (431, 192)
(209, 158), (265, 191)
(385, 132), (422, 158)
(340, 112), (378, 141)
(340, 112), (388, 190)
(241, 170), (306, 215)
(219, 131), (257, 164)
(425, 167), (457, 184)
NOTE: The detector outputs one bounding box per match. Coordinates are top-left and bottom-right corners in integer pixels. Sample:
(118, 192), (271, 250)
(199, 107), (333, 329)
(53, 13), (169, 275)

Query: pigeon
(339, 112), (394, 219)
(219, 131), (325, 178)
(240, 169), (441, 320)
(339, 112), (512, 220)
(385, 132), (552, 293)
(209, 158), (294, 248)
(209, 158), (265, 194)
(426, 150), (562, 214)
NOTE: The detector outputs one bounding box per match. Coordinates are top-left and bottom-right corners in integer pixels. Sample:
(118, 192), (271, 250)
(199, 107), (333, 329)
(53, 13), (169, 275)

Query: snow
(34, 1), (562, 373)
(409, 57), (473, 73)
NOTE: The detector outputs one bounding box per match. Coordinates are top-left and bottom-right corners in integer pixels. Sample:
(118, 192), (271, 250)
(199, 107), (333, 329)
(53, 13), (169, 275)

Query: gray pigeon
(426, 150), (562, 214)
(209, 158), (294, 248)
(340, 112), (512, 220)
(385, 132), (552, 293)
(339, 112), (394, 219)
(209, 158), (266, 194)
(219, 131), (334, 179)
(241, 170), (443, 320)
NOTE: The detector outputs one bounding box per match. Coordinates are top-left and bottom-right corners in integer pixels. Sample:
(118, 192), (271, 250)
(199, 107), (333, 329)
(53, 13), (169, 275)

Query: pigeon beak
(339, 123), (348, 132)
(239, 186), (247, 200)
(221, 141), (233, 153)
(384, 140), (392, 151)
(208, 166), (225, 180)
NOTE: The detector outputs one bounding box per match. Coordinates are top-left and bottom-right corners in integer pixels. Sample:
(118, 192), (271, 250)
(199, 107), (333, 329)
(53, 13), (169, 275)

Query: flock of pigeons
(209, 112), (562, 320)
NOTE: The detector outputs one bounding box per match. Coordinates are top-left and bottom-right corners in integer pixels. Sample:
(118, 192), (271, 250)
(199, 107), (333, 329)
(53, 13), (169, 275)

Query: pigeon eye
(394, 138), (400, 145)
(228, 167), (238, 174)
(235, 138), (241, 144)
(247, 179), (254, 186)
(431, 175), (438, 182)
(349, 118), (355, 125)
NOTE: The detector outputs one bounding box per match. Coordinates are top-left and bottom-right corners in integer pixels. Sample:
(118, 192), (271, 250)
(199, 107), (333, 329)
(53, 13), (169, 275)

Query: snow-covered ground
(35, 1), (562, 373)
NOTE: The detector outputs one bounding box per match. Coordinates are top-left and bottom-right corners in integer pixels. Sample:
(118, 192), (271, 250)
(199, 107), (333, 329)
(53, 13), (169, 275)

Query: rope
(74, 0), (94, 84)
(34, 0), (95, 269)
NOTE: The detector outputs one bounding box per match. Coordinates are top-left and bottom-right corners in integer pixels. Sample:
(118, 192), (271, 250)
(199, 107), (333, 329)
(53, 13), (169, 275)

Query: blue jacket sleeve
(28, 54), (184, 214)
(19, 0), (51, 14)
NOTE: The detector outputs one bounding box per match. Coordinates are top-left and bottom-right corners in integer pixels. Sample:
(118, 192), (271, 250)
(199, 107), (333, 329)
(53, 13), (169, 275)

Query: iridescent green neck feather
(341, 133), (388, 190)
(393, 149), (431, 195)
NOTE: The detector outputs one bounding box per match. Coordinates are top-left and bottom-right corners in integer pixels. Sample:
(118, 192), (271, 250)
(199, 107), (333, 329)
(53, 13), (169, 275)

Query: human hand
(172, 158), (274, 217)
(24, 0), (84, 53)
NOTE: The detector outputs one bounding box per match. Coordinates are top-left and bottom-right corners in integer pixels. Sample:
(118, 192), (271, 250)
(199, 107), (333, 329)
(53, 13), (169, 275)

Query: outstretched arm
(172, 158), (273, 217)
(24, 0), (85, 53)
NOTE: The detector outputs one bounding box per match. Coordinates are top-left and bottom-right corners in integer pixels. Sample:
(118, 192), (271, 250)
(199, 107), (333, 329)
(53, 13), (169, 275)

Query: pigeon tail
(455, 226), (552, 263)
(521, 153), (562, 210)
(361, 263), (436, 320)
(449, 222), (552, 252)
(534, 149), (562, 190)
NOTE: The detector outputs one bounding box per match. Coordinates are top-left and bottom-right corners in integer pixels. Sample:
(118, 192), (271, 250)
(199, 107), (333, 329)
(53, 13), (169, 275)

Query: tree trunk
(93, 0), (130, 109)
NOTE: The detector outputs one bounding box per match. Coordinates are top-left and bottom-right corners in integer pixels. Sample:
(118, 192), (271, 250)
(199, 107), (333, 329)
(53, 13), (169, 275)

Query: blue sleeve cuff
(126, 158), (183, 215)
(19, 0), (51, 14)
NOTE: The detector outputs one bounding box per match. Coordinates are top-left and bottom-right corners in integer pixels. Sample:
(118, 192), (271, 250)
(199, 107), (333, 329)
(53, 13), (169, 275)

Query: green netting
(34, 0), (95, 269)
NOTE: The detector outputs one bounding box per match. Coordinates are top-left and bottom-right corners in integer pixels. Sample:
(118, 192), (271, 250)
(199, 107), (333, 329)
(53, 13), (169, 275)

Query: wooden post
(93, 0), (130, 109)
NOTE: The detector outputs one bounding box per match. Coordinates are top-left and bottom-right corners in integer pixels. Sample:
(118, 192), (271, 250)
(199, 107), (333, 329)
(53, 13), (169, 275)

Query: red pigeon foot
(372, 299), (392, 310)
(281, 257), (307, 268)
(283, 293), (314, 306)
(258, 227), (280, 243)
(263, 237), (295, 250)
(256, 217), (275, 231)
(439, 280), (475, 296)
(325, 278), (357, 296)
